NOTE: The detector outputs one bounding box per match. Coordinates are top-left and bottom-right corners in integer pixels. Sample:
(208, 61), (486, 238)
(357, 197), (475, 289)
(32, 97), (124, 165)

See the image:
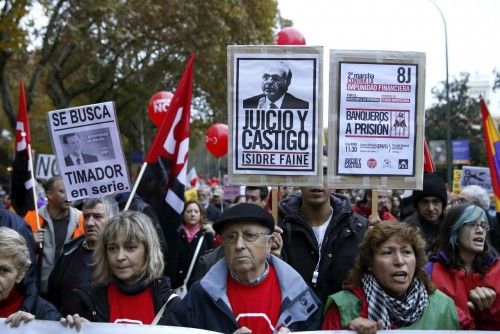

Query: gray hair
(0, 227), (31, 277)
(460, 185), (490, 209)
(82, 196), (119, 220)
(92, 211), (164, 285)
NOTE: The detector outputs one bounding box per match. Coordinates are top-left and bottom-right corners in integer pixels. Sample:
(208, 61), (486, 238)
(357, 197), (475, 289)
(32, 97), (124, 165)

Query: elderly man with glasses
(165, 203), (321, 333)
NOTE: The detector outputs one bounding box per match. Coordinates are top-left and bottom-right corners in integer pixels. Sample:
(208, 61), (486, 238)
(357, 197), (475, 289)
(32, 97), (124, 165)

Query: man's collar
(265, 94), (285, 109)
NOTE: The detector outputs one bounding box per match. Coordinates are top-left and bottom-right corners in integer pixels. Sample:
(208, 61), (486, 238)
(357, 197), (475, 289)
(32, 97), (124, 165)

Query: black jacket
(17, 279), (60, 320)
(71, 276), (179, 323)
(278, 193), (368, 303)
(47, 236), (92, 315)
(167, 228), (215, 289)
(404, 212), (443, 252)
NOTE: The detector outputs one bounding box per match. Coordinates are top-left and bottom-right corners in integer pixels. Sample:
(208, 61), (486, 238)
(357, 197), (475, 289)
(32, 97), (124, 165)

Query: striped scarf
(361, 273), (428, 329)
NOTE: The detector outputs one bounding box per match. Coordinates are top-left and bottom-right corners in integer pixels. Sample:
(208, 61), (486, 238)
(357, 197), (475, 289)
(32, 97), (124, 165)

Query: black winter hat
(412, 173), (447, 208)
(213, 203), (274, 234)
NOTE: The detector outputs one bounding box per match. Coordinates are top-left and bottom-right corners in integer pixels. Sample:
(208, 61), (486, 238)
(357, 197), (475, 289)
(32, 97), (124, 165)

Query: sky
(278, 0), (500, 117)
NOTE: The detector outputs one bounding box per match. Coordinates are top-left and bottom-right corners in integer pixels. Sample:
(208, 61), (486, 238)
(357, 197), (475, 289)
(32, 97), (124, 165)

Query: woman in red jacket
(427, 203), (499, 330)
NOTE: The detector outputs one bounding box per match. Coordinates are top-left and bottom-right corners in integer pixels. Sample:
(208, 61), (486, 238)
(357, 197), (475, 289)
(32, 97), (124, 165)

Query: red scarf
(0, 287), (24, 318)
(181, 223), (201, 243)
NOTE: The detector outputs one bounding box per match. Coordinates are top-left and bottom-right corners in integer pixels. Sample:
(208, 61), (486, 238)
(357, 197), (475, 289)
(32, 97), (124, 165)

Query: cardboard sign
(46, 101), (131, 200)
(35, 154), (59, 180)
(328, 50), (426, 190)
(460, 166), (492, 192)
(227, 45), (323, 187)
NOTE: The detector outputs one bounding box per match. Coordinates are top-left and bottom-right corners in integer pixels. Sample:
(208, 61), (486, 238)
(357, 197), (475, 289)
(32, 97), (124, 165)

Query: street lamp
(429, 0), (452, 184)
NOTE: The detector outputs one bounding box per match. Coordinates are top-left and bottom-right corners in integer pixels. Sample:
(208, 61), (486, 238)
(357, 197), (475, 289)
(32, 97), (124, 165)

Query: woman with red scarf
(0, 227), (60, 327)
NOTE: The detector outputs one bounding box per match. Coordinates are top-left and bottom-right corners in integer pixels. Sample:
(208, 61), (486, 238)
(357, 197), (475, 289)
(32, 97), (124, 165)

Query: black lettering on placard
(64, 164), (124, 185)
(91, 181), (127, 194)
(71, 188), (88, 198)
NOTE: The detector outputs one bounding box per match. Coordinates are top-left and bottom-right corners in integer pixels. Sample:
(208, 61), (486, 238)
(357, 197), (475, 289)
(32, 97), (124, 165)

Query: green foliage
(0, 0), (279, 168)
(426, 73), (485, 166)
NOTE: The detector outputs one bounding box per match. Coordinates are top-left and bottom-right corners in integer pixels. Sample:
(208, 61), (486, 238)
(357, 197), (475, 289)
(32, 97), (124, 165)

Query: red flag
(423, 137), (436, 173)
(145, 54), (195, 214)
(11, 81), (35, 216)
(480, 98), (500, 210)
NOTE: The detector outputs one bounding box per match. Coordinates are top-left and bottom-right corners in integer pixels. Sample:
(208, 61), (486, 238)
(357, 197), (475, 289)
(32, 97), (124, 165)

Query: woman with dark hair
(427, 204), (499, 330)
(322, 221), (467, 332)
(168, 200), (215, 289)
(61, 211), (179, 330)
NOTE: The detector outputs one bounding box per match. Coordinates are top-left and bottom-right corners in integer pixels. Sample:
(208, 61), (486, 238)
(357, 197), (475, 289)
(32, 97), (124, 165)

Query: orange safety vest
(24, 210), (85, 240)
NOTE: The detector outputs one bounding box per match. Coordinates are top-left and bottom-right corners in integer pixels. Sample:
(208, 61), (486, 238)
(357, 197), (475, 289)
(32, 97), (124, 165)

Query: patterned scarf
(361, 273), (428, 329)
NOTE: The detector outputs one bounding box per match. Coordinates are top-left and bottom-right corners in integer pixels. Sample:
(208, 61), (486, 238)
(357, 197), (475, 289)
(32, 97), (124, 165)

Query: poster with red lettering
(328, 50), (425, 190)
(47, 101), (131, 200)
(227, 45), (323, 187)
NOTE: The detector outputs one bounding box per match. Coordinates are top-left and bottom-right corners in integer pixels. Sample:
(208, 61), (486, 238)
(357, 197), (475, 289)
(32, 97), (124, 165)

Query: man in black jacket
(47, 196), (119, 315)
(404, 172), (447, 252)
(277, 183), (368, 303)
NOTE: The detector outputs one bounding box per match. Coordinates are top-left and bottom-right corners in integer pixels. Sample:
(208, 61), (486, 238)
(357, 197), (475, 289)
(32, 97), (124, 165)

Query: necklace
(230, 260), (269, 286)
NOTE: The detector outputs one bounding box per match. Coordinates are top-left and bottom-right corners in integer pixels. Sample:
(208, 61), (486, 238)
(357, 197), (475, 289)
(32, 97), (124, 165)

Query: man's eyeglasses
(464, 221), (490, 232)
(222, 231), (269, 244)
(83, 212), (105, 220)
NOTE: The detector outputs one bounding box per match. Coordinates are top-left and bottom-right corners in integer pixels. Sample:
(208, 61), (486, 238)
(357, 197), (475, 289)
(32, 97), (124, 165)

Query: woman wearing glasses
(427, 204), (500, 330)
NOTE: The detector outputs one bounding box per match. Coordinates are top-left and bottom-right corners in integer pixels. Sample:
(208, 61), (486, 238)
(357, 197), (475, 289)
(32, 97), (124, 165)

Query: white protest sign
(0, 319), (220, 334)
(46, 101), (130, 201)
(35, 154), (59, 180)
(0, 321), (488, 334)
(460, 166), (492, 192)
(328, 50), (425, 190)
(227, 45), (323, 187)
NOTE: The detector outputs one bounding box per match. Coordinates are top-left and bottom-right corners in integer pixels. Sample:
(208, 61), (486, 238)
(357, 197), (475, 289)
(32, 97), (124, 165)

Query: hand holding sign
(205, 123), (228, 158)
(148, 91), (174, 127)
(275, 27), (306, 45)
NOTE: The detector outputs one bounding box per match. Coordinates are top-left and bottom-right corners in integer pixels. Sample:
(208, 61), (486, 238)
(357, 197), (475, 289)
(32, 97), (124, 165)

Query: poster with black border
(227, 45), (323, 187)
(47, 101), (131, 200)
(328, 50), (425, 190)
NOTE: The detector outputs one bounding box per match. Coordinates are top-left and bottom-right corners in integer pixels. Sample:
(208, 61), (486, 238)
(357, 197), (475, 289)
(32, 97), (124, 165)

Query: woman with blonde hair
(0, 227), (60, 327)
(322, 221), (470, 333)
(61, 211), (178, 330)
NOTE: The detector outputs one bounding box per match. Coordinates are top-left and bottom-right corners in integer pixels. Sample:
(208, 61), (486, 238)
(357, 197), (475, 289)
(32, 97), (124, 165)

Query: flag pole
(124, 161), (148, 210)
(26, 141), (42, 249)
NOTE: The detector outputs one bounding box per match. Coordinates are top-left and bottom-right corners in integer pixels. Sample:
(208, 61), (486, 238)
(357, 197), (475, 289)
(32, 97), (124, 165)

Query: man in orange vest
(24, 176), (84, 295)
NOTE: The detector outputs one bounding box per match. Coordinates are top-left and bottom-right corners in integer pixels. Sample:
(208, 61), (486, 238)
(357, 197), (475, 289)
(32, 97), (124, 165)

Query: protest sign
(227, 45), (323, 187)
(328, 50), (425, 190)
(47, 101), (130, 201)
(460, 166), (492, 192)
(35, 154), (59, 180)
(0, 320), (220, 334)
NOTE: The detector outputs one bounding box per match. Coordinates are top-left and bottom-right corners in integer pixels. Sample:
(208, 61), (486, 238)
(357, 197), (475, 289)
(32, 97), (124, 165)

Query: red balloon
(148, 91), (174, 127)
(205, 123), (228, 158)
(275, 27), (306, 45)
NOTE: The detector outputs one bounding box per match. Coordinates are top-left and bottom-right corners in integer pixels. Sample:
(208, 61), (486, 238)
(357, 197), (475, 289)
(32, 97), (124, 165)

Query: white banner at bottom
(0, 320), (492, 333)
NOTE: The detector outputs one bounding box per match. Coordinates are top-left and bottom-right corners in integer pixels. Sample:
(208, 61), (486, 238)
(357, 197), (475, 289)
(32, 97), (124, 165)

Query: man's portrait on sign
(243, 61), (309, 110)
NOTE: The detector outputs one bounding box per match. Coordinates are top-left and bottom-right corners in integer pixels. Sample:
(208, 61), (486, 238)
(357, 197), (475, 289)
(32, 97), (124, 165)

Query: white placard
(460, 166), (492, 192)
(35, 154), (59, 180)
(46, 101), (131, 200)
(338, 63), (418, 176)
(227, 45), (323, 187)
(328, 50), (425, 190)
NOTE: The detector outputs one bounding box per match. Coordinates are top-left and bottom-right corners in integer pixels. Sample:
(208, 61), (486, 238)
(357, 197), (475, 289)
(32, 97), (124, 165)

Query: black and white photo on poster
(233, 54), (319, 175)
(47, 101), (130, 201)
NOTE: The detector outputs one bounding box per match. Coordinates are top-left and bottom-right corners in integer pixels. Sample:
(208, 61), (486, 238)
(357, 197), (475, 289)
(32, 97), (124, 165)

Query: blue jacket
(164, 254), (322, 332)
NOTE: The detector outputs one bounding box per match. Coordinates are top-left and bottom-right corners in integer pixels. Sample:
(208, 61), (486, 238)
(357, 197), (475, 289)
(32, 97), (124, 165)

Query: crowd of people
(0, 172), (499, 333)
